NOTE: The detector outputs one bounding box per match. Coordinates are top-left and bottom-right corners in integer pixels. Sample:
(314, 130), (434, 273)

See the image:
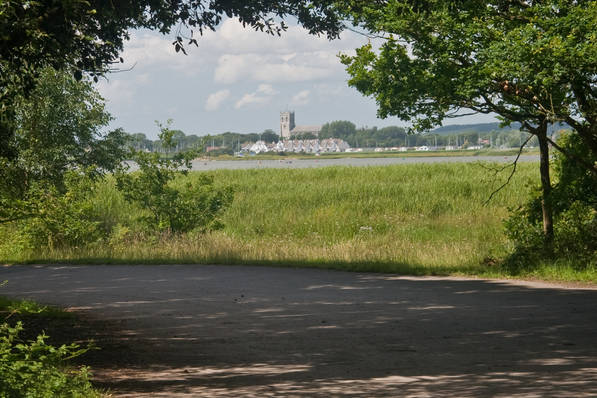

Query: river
(188, 155), (539, 170)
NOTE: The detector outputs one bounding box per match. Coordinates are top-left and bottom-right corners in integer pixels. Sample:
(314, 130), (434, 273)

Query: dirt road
(1, 264), (596, 397)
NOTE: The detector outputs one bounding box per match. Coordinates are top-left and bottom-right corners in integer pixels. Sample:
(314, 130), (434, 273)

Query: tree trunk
(536, 122), (554, 249)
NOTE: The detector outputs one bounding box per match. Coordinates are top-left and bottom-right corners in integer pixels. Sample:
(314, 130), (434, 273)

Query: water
(188, 155), (539, 170)
(124, 155), (539, 172)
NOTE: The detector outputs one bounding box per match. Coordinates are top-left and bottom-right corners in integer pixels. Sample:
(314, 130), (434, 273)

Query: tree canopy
(339, 0), (597, 157)
(338, 0), (597, 243)
(1, 0), (342, 80)
(0, 68), (126, 224)
(319, 120), (357, 139)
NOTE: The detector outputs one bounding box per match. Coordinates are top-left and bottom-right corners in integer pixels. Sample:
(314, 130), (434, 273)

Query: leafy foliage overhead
(1, 0), (343, 82)
(339, 0), (597, 156)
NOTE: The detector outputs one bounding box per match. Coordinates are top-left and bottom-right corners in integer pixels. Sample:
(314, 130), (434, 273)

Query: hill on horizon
(428, 121), (568, 135)
(428, 122), (519, 135)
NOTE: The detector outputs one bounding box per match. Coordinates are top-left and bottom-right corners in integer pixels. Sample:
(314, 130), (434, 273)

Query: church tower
(280, 111), (295, 139)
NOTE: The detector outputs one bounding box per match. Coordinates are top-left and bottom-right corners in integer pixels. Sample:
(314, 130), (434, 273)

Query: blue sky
(97, 19), (498, 139)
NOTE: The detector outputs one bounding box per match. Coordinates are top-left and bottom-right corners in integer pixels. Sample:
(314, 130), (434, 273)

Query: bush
(0, 321), (101, 398)
(505, 132), (597, 268)
(116, 121), (233, 234)
(0, 293), (102, 397)
(13, 172), (105, 250)
(553, 201), (597, 259)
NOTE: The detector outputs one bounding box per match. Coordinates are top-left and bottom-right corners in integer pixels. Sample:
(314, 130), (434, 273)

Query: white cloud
(235, 93), (269, 109)
(115, 19), (369, 84)
(313, 83), (344, 98)
(291, 90), (310, 106)
(281, 53), (297, 62)
(213, 54), (253, 83)
(202, 18), (362, 55)
(214, 53), (335, 84)
(205, 89), (231, 111)
(120, 32), (173, 66)
(252, 62), (332, 83)
(117, 31), (205, 76)
(234, 84), (278, 109)
(206, 18), (368, 84)
(256, 84), (277, 95)
(135, 73), (151, 85)
(97, 79), (136, 107)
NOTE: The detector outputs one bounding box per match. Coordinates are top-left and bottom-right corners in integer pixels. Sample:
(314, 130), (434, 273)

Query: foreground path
(1, 264), (596, 397)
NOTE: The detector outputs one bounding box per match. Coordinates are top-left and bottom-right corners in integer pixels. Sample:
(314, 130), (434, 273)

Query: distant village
(242, 138), (350, 154)
(124, 111), (541, 155)
(238, 111), (483, 155)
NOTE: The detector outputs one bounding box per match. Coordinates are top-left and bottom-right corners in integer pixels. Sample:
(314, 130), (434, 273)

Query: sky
(97, 18), (498, 139)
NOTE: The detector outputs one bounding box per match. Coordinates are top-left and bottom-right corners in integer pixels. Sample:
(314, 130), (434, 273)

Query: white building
(249, 141), (268, 154)
(242, 138), (350, 154)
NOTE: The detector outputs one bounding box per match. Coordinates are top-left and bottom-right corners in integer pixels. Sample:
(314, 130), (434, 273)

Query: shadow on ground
(1, 264), (596, 397)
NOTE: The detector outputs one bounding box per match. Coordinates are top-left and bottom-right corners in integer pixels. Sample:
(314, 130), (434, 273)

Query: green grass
(1, 161), (594, 283)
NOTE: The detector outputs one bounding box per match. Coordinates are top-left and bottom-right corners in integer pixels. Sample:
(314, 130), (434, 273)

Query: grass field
(1, 161), (594, 282)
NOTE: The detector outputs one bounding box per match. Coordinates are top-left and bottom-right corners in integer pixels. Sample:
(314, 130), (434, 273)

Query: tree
(375, 126), (407, 147)
(292, 132), (318, 140)
(505, 131), (597, 267)
(261, 129), (280, 143)
(0, 68), (125, 224)
(339, 0), (597, 246)
(127, 133), (153, 152)
(320, 120), (357, 139)
(170, 129), (187, 152)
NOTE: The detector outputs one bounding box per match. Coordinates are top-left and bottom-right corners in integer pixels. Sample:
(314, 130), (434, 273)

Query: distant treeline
(124, 120), (564, 154)
(317, 121), (550, 148)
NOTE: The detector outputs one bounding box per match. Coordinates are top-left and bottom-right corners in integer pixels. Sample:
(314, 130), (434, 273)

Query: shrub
(0, 295), (102, 398)
(116, 121), (233, 234)
(14, 172), (104, 250)
(0, 322), (101, 398)
(505, 132), (597, 268)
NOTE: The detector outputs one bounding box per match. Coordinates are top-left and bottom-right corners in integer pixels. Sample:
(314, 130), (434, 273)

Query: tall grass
(2, 162), (544, 275)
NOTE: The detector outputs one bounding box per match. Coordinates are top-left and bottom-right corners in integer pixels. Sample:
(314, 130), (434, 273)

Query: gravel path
(1, 264), (596, 397)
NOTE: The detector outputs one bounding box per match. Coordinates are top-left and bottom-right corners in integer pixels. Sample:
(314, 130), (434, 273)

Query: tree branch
(483, 133), (533, 205)
(343, 24), (394, 41)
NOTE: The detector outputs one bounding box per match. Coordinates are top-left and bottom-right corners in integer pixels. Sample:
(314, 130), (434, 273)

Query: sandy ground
(1, 264), (596, 397)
